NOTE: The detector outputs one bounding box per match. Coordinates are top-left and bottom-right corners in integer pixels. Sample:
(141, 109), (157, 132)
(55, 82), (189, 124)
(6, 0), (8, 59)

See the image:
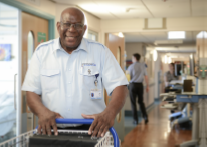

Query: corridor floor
(122, 104), (192, 147)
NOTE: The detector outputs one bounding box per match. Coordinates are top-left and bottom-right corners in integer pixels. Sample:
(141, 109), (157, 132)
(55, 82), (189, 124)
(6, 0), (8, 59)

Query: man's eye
(64, 23), (70, 27)
(76, 24), (82, 28)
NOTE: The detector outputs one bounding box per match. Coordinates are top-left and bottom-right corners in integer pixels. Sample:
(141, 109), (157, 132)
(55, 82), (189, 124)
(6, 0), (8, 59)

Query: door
(21, 12), (48, 133)
(0, 2), (21, 143)
(104, 33), (125, 141)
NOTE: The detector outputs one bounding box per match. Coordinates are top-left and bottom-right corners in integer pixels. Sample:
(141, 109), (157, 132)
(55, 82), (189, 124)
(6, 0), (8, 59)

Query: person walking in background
(164, 63), (179, 92)
(127, 53), (149, 125)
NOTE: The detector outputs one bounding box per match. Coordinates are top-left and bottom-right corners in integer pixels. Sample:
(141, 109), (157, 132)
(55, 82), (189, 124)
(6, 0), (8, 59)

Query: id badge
(90, 89), (102, 100)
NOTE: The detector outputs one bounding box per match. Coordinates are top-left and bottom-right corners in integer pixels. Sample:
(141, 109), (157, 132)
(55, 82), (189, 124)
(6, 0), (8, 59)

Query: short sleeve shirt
(22, 38), (129, 127)
(165, 71), (179, 82)
(127, 62), (147, 83)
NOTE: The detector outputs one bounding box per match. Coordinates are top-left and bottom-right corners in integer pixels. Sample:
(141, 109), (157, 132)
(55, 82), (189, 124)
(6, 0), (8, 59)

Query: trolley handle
(55, 119), (119, 147)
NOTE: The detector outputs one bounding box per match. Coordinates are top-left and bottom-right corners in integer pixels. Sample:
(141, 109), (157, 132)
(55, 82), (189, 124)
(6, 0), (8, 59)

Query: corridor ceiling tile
(143, 0), (191, 18)
(191, 0), (206, 16)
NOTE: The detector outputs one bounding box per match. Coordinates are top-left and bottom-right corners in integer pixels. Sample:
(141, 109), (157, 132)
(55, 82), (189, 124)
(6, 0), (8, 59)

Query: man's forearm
(26, 91), (49, 117)
(145, 76), (149, 87)
(105, 85), (128, 117)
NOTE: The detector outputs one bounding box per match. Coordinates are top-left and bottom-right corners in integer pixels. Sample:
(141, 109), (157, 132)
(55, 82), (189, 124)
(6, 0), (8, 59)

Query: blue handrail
(36, 119), (119, 147)
(56, 119), (119, 147)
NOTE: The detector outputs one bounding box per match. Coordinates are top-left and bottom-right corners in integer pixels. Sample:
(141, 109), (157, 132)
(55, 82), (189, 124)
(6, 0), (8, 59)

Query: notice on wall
(38, 32), (46, 45)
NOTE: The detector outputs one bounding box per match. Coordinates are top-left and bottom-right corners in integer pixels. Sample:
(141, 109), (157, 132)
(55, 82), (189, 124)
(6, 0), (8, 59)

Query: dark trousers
(129, 83), (148, 121)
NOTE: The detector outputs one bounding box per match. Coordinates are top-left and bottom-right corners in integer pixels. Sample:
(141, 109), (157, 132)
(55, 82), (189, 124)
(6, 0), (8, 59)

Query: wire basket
(0, 119), (120, 147)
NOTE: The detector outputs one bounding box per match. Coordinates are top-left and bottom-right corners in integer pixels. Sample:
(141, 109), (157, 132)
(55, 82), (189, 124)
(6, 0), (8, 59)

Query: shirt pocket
(79, 66), (99, 90)
(41, 69), (60, 91)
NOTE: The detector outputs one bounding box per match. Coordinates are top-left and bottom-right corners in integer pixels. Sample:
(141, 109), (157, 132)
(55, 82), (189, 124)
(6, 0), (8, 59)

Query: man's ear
(83, 25), (87, 34)
(56, 22), (60, 35)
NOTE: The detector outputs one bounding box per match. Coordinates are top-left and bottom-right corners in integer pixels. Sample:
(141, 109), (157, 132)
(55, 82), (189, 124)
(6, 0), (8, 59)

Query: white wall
(154, 53), (161, 99)
(101, 17), (207, 33)
(15, 0), (101, 41)
(16, 0), (56, 16)
(99, 17), (207, 44)
(125, 42), (144, 60)
(124, 43), (156, 111)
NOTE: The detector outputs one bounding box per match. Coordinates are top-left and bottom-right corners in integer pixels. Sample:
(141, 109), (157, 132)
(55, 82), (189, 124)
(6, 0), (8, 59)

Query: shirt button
(69, 69), (71, 71)
(68, 109), (70, 111)
(69, 82), (71, 84)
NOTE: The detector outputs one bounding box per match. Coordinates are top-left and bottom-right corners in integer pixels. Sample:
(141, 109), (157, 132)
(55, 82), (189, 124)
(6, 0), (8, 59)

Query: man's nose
(67, 24), (76, 32)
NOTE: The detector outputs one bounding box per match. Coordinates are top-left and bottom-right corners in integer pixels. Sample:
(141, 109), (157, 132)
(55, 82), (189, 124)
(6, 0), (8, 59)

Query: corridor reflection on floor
(122, 104), (192, 147)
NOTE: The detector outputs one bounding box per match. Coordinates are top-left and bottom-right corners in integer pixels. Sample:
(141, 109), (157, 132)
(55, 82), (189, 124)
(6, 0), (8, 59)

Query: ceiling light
(190, 54), (193, 59)
(165, 55), (168, 64)
(154, 40), (183, 45)
(153, 50), (158, 61)
(168, 31), (185, 39)
(171, 56), (178, 58)
(168, 57), (172, 63)
(118, 32), (124, 38)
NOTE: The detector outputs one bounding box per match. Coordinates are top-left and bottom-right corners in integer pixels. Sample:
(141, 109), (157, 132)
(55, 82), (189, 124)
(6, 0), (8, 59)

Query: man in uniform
(127, 53), (149, 125)
(22, 7), (128, 137)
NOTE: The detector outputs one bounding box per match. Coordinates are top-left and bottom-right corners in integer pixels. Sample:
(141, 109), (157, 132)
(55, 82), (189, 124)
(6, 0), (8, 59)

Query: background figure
(127, 53), (149, 125)
(164, 63), (179, 93)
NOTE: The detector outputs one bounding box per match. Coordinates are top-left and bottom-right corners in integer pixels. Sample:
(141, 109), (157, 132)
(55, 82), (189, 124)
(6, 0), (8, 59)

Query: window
(88, 30), (98, 41)
(27, 31), (34, 65)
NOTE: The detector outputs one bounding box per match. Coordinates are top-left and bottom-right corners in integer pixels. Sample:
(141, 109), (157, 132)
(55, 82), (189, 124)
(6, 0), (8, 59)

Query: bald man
(22, 7), (128, 137)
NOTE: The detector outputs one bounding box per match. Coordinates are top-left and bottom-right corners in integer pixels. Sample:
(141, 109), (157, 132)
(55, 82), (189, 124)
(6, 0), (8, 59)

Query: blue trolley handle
(55, 119), (120, 147)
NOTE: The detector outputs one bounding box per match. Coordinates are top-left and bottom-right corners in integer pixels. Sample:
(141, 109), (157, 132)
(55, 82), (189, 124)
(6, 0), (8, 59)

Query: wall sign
(38, 32), (46, 44)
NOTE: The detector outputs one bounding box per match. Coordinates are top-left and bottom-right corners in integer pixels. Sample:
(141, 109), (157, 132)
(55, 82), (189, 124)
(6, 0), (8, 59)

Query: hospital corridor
(0, 0), (206, 147)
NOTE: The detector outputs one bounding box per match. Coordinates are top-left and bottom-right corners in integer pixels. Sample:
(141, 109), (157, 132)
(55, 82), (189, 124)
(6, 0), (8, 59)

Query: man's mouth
(66, 36), (75, 38)
(65, 36), (77, 41)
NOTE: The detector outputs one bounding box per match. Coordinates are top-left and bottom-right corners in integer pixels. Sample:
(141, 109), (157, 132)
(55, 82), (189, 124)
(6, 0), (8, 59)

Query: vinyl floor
(122, 104), (192, 147)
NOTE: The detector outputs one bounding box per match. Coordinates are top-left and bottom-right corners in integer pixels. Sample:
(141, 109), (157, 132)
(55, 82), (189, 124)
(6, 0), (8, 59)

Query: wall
(125, 42), (144, 61)
(15, 0), (101, 41)
(100, 17), (207, 33)
(124, 45), (156, 111)
(99, 17), (207, 45)
(104, 33), (125, 141)
(196, 31), (207, 94)
(104, 33), (125, 105)
(16, 0), (56, 16)
(55, 4), (101, 39)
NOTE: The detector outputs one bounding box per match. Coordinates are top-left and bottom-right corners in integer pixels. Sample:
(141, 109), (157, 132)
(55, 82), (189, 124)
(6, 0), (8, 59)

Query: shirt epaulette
(36, 39), (54, 51)
(86, 39), (106, 49)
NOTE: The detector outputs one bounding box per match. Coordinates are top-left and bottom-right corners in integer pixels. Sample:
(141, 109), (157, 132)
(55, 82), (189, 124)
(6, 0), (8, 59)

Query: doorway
(21, 12), (48, 133)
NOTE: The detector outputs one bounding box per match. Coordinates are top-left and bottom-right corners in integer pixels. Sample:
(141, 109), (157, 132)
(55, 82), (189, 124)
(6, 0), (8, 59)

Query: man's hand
(146, 86), (149, 93)
(82, 109), (115, 138)
(37, 110), (63, 136)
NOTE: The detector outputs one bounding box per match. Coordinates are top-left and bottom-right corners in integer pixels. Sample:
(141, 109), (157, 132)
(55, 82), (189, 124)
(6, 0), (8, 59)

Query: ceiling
(124, 31), (200, 44)
(51, 0), (207, 19)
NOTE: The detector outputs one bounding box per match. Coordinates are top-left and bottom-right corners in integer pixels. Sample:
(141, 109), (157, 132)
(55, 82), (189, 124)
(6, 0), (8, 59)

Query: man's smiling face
(57, 8), (86, 50)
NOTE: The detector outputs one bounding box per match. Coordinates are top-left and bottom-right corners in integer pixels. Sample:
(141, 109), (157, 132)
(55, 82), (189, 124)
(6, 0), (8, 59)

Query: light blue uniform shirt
(22, 38), (128, 127)
(127, 62), (147, 83)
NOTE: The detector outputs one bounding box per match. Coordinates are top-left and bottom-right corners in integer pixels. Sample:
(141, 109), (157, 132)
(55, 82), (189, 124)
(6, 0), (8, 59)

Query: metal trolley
(0, 119), (120, 147)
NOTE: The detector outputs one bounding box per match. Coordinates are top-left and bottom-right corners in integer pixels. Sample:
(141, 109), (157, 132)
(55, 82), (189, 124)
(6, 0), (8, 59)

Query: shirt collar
(53, 38), (88, 53)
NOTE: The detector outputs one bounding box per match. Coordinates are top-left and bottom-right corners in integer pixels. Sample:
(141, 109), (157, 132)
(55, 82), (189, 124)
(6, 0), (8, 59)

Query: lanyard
(94, 74), (99, 88)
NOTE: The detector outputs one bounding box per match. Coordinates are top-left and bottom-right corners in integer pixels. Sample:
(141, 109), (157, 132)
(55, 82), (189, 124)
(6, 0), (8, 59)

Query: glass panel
(26, 31), (35, 131)
(27, 31), (34, 65)
(0, 2), (19, 144)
